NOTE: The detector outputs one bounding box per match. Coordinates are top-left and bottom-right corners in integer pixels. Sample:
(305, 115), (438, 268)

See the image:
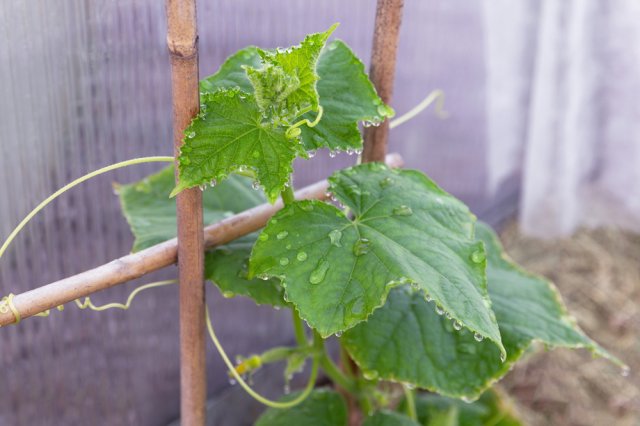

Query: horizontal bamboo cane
(0, 153), (403, 327)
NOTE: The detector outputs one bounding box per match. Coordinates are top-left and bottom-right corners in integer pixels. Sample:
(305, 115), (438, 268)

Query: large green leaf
(300, 40), (395, 152)
(250, 163), (503, 355)
(205, 233), (285, 307)
(247, 24), (338, 121)
(117, 165), (262, 252)
(341, 223), (620, 398)
(173, 88), (304, 202)
(200, 47), (261, 94)
(254, 389), (347, 426)
(363, 411), (421, 426)
(117, 165), (284, 306)
(399, 389), (522, 426)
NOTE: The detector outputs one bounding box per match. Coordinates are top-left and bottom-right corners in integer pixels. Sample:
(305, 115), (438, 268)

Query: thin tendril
(389, 89), (448, 130)
(285, 106), (324, 139)
(34, 280), (176, 318)
(206, 306), (319, 409)
(0, 156), (174, 262)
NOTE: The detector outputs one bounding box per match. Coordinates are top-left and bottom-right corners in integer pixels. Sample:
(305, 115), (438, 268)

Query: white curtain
(484, 0), (640, 237)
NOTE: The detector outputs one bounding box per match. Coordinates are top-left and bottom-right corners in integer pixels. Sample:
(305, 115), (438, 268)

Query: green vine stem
(403, 385), (418, 421)
(206, 306), (320, 409)
(292, 309), (308, 346)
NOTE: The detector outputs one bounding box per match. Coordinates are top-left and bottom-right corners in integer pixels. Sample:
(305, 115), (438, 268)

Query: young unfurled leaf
(117, 165), (261, 251)
(199, 38), (394, 154)
(255, 389), (347, 426)
(117, 165), (284, 306)
(340, 223), (621, 398)
(250, 163), (504, 355)
(299, 40), (395, 152)
(246, 24), (338, 121)
(172, 88), (304, 202)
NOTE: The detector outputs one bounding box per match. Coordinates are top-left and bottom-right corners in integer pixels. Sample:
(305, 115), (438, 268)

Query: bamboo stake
(0, 153), (404, 328)
(362, 0), (405, 163)
(166, 1), (205, 424)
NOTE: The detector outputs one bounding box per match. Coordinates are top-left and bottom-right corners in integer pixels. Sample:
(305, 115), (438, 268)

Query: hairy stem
(403, 385), (417, 421)
(292, 309), (308, 346)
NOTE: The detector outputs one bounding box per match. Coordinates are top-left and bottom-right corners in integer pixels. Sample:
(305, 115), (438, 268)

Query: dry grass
(498, 222), (640, 426)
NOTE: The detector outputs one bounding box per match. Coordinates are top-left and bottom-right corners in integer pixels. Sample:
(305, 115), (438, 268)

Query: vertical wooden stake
(166, 1), (206, 425)
(363, 0), (405, 163)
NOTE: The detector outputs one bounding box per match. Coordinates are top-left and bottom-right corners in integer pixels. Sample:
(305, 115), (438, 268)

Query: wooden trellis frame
(0, 0), (404, 424)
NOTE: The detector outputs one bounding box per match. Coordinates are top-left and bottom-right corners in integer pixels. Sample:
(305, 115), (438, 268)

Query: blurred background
(0, 0), (638, 424)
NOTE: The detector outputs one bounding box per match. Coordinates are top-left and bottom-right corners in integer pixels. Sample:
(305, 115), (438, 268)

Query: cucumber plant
(106, 24), (625, 424)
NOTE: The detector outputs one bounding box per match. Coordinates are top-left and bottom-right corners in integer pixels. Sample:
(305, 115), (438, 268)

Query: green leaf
(300, 40), (395, 152)
(173, 88), (304, 202)
(255, 389), (347, 426)
(117, 165), (284, 306)
(200, 47), (261, 94)
(402, 389), (523, 426)
(247, 24), (338, 121)
(363, 411), (421, 426)
(341, 223), (620, 398)
(250, 163), (503, 354)
(116, 165), (262, 252)
(205, 233), (285, 307)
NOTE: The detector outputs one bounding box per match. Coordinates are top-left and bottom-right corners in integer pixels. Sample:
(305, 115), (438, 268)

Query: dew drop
(300, 203), (314, 212)
(353, 238), (371, 256)
(329, 150), (337, 158)
(473, 333), (484, 342)
(453, 320), (462, 331)
(286, 243), (292, 250)
(355, 148), (362, 155)
(425, 294), (433, 302)
(445, 312), (452, 320)
(335, 332), (342, 337)
(279, 257), (290, 266)
(187, 131), (196, 139)
(296, 251), (308, 262)
(258, 233), (269, 242)
(392, 205), (413, 216)
(308, 150), (316, 158)
(328, 229), (343, 247)
(328, 42), (338, 51)
(435, 305), (445, 316)
(379, 177), (394, 188)
(470, 250), (485, 264)
(210, 179), (217, 187)
(277, 231), (289, 240)
(222, 291), (235, 299)
(363, 370), (379, 380)
(228, 378), (237, 386)
(252, 181), (260, 190)
(309, 259), (330, 284)
(500, 352), (507, 362)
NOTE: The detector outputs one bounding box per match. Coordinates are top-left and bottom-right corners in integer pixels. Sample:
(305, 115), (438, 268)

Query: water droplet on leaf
(258, 233), (269, 242)
(470, 250), (485, 263)
(328, 229), (343, 247)
(309, 259), (330, 284)
(379, 177), (393, 188)
(279, 257), (289, 266)
(252, 181), (260, 190)
(277, 231), (289, 240)
(363, 370), (379, 380)
(474, 333), (484, 342)
(453, 320), (462, 330)
(435, 305), (445, 316)
(353, 238), (371, 256)
(393, 205), (413, 216)
(296, 251), (308, 262)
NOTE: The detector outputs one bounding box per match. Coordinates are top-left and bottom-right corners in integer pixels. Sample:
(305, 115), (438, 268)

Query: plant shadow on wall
(0, 24), (628, 425)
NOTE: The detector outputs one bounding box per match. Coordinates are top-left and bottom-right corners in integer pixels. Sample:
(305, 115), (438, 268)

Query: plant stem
(281, 183), (296, 205)
(313, 331), (359, 394)
(403, 385), (417, 421)
(292, 309), (308, 346)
